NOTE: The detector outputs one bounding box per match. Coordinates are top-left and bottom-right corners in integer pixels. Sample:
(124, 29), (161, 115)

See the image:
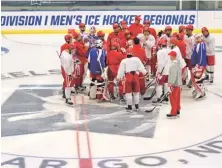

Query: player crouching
(88, 39), (108, 102)
(167, 51), (182, 118)
(117, 49), (147, 112)
(190, 34), (207, 100)
(60, 44), (76, 105)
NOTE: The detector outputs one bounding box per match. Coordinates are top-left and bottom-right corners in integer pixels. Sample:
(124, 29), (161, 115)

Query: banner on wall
(1, 11), (197, 30)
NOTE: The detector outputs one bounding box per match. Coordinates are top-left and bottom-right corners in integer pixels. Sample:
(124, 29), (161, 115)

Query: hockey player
(137, 27), (155, 81)
(201, 27), (215, 83)
(170, 37), (187, 76)
(143, 20), (157, 39)
(60, 44), (76, 105)
(128, 15), (144, 37)
(167, 51), (182, 118)
(179, 25), (186, 34)
(107, 23), (125, 52)
(78, 23), (88, 39)
(97, 30), (107, 49)
(60, 35), (73, 98)
(153, 38), (171, 103)
(191, 34), (207, 100)
(120, 20), (128, 31)
(121, 29), (134, 49)
(117, 49), (147, 112)
(159, 26), (172, 47)
(184, 24), (195, 87)
(106, 42), (126, 101)
(73, 32), (88, 91)
(131, 37), (148, 96)
(88, 26), (99, 48)
(88, 39), (107, 101)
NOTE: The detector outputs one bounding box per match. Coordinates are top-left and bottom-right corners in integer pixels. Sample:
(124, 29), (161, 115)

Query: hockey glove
(155, 72), (162, 83)
(68, 75), (73, 81)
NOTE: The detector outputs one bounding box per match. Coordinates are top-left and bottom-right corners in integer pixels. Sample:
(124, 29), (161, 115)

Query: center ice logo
(1, 84), (159, 138)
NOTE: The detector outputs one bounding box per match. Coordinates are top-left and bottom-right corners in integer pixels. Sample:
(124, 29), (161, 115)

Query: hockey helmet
(201, 27), (209, 33)
(158, 38), (167, 46)
(64, 34), (72, 43)
(186, 24), (194, 30)
(165, 26), (172, 31)
(113, 23), (119, 29)
(95, 39), (103, 48)
(97, 30), (105, 37)
(79, 23), (85, 28)
(144, 20), (150, 25)
(168, 51), (177, 57)
(179, 25), (186, 32)
(170, 37), (178, 45)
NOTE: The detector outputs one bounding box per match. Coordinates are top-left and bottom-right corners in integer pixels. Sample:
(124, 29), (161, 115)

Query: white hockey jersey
(137, 33), (155, 59)
(202, 34), (215, 55)
(184, 34), (195, 59)
(172, 46), (186, 69)
(117, 57), (147, 79)
(60, 51), (74, 75)
(157, 48), (171, 75)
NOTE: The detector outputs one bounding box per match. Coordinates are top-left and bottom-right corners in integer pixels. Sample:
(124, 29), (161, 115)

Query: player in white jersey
(60, 44), (76, 105)
(152, 38), (171, 103)
(117, 48), (147, 112)
(160, 26), (172, 47)
(184, 24), (195, 87)
(201, 27), (215, 83)
(137, 27), (155, 80)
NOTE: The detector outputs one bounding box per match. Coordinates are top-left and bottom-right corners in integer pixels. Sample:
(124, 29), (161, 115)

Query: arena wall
(1, 11), (222, 34)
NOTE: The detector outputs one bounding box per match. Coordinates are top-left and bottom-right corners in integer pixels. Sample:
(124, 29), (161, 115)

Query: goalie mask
(95, 39), (103, 48)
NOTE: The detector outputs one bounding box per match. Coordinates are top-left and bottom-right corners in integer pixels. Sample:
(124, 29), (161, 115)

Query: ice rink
(1, 34), (222, 168)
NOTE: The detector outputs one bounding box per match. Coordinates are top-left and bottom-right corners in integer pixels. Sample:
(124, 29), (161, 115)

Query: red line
(81, 96), (93, 168)
(73, 96), (81, 162)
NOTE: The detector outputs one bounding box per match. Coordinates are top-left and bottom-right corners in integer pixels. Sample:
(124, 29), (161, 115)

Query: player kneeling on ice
(60, 44), (76, 105)
(190, 34), (207, 100)
(152, 38), (171, 104)
(88, 39), (108, 101)
(167, 51), (182, 118)
(117, 49), (147, 112)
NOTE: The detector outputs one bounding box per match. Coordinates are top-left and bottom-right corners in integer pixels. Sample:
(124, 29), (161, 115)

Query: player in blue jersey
(88, 26), (99, 48)
(88, 39), (107, 101)
(191, 34), (207, 100)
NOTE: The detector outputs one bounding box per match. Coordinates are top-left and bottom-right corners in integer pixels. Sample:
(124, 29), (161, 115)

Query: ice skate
(195, 92), (206, 101)
(109, 93), (116, 102)
(125, 105), (132, 112)
(65, 98), (73, 105)
(177, 111), (180, 117)
(209, 75), (214, 84)
(79, 85), (87, 91)
(166, 114), (178, 119)
(134, 104), (140, 112)
(119, 96), (126, 103)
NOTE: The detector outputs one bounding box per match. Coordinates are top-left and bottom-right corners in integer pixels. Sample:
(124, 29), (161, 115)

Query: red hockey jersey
(107, 32), (125, 52)
(74, 41), (88, 64)
(128, 23), (144, 37)
(177, 40), (186, 59)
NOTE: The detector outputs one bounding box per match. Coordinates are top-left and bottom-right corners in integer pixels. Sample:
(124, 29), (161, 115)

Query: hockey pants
(169, 87), (181, 115)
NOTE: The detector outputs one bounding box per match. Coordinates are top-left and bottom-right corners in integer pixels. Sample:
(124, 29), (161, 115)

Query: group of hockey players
(59, 15), (215, 118)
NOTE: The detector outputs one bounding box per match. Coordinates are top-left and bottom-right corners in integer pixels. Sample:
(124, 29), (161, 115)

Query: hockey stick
(56, 51), (61, 58)
(143, 60), (168, 101)
(144, 91), (170, 113)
